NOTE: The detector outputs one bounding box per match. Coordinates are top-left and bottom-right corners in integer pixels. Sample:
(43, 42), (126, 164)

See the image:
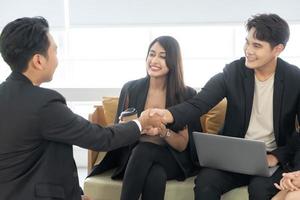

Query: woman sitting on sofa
(88, 35), (201, 200)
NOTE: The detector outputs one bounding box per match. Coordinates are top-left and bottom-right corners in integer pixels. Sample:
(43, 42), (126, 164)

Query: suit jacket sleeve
(271, 75), (300, 166)
(169, 73), (226, 129)
(39, 92), (140, 152)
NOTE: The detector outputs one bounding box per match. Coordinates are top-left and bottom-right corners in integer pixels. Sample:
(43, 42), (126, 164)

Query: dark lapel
(131, 77), (150, 115)
(273, 59), (284, 140)
(243, 64), (255, 134)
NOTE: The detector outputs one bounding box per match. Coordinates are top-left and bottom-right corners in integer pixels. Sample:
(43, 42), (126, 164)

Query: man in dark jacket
(150, 13), (300, 200)
(0, 17), (161, 200)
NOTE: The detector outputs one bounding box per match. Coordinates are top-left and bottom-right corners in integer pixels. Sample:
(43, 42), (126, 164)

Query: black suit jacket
(89, 77), (201, 180)
(0, 72), (140, 200)
(169, 57), (300, 168)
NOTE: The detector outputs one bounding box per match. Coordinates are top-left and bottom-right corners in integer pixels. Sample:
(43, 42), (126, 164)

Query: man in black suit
(150, 13), (300, 200)
(0, 17), (161, 200)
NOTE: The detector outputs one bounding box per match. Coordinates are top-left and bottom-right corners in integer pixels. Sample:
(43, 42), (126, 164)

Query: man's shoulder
(224, 57), (245, 69)
(31, 86), (65, 103)
(222, 57), (247, 77)
(277, 58), (300, 80)
(184, 86), (197, 96)
(34, 86), (63, 97)
(278, 58), (300, 72)
(0, 79), (65, 103)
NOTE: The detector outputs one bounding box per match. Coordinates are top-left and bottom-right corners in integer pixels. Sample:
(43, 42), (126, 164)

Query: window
(1, 24), (300, 91)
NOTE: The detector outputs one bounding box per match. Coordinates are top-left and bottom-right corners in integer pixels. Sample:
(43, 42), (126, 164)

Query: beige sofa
(84, 98), (248, 200)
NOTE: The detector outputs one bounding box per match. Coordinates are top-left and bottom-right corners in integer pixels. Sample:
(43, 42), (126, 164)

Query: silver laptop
(193, 132), (279, 177)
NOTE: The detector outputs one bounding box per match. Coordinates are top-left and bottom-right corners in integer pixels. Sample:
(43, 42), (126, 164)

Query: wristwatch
(160, 129), (171, 138)
(165, 129), (171, 137)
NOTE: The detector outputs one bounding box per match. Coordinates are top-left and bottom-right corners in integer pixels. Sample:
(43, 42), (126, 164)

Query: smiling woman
(86, 35), (202, 200)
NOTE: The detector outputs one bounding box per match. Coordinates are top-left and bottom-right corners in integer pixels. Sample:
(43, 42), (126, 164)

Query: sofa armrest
(88, 148), (100, 174)
(87, 105), (108, 173)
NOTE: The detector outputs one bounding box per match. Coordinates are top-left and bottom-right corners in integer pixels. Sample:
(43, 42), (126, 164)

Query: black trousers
(120, 142), (182, 200)
(194, 167), (283, 200)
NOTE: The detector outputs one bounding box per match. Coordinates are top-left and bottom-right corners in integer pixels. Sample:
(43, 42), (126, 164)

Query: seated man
(150, 13), (300, 200)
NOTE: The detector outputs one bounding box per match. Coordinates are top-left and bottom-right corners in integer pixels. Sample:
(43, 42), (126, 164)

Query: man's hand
(141, 124), (166, 136)
(138, 109), (165, 134)
(149, 108), (174, 124)
(267, 154), (279, 167)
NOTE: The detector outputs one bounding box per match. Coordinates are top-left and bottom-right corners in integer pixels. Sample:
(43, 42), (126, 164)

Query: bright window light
(1, 24), (300, 89)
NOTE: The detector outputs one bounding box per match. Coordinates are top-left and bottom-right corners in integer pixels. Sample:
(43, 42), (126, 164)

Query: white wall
(69, 0), (300, 26)
(0, 0), (65, 28)
(1, 0), (300, 28)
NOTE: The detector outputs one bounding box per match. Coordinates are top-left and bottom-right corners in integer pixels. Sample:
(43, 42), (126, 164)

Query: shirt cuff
(132, 119), (142, 132)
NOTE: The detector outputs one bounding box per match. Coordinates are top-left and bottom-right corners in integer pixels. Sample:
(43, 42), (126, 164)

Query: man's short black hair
(246, 13), (290, 48)
(0, 17), (49, 72)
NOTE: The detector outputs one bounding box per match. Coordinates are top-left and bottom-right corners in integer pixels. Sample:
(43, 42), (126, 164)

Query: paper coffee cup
(120, 108), (138, 122)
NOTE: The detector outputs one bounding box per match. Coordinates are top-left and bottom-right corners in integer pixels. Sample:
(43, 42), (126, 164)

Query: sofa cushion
(102, 97), (119, 125)
(200, 98), (227, 134)
(84, 170), (195, 200)
(84, 170), (248, 200)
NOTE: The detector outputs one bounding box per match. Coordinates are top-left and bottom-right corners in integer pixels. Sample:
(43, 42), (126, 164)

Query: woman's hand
(141, 123), (166, 136)
(274, 171), (300, 191)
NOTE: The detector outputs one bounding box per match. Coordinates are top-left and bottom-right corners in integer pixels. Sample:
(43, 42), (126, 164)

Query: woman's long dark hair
(146, 36), (186, 106)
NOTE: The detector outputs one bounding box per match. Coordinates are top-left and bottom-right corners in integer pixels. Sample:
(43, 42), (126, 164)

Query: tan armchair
(84, 98), (248, 200)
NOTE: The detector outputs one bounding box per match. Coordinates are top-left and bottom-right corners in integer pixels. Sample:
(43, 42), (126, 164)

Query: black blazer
(89, 77), (201, 180)
(169, 57), (300, 168)
(0, 72), (140, 200)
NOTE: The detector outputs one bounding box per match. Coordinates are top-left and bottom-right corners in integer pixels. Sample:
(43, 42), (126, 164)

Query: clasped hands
(274, 171), (300, 192)
(137, 108), (173, 136)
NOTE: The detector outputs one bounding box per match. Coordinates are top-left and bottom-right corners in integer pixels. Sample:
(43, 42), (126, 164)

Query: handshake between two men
(136, 108), (174, 136)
